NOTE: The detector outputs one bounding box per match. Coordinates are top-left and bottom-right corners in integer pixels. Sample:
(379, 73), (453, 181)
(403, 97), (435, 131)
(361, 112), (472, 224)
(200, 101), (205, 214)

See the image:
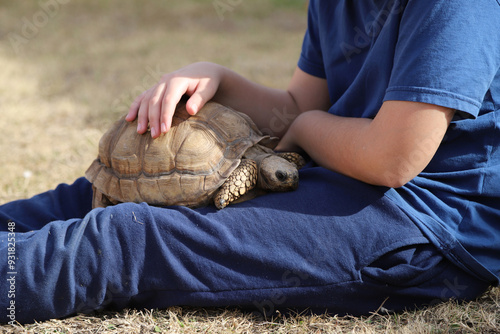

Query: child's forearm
(214, 65), (301, 137)
(277, 101), (454, 187)
(215, 65), (331, 138)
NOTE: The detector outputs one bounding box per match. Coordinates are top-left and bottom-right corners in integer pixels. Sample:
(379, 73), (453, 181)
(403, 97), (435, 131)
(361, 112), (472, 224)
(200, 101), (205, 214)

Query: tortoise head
(257, 155), (299, 191)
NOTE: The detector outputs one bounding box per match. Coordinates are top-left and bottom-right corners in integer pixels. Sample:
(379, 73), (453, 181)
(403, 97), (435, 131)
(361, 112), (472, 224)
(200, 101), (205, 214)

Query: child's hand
(126, 62), (223, 138)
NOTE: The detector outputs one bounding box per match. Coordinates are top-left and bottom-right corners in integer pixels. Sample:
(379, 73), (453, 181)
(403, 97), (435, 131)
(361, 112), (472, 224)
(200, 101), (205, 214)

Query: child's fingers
(158, 79), (190, 135)
(144, 82), (168, 138)
(126, 90), (147, 122)
(185, 78), (217, 116)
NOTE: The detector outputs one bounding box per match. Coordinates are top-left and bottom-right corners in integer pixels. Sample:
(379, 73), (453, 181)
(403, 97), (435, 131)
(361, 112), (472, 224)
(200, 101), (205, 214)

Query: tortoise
(85, 101), (305, 209)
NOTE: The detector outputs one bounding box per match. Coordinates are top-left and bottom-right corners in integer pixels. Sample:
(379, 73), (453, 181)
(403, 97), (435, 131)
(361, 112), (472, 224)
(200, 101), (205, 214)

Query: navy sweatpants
(0, 166), (490, 324)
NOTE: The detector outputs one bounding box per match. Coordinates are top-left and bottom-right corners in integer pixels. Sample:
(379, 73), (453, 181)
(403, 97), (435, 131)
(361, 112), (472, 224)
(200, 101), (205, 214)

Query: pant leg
(0, 167), (491, 324)
(0, 177), (93, 232)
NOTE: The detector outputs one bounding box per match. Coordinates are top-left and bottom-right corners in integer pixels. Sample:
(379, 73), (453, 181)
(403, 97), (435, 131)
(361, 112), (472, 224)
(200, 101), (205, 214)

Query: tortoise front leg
(277, 152), (306, 169)
(214, 159), (258, 209)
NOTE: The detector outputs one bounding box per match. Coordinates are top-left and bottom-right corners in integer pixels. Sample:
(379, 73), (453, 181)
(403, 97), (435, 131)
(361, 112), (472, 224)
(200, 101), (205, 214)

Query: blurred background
(0, 0), (308, 202)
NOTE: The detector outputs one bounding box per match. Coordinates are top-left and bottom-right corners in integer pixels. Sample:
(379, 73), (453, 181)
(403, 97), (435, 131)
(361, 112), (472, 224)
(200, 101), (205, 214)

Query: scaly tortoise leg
(214, 159), (258, 209)
(277, 152), (306, 169)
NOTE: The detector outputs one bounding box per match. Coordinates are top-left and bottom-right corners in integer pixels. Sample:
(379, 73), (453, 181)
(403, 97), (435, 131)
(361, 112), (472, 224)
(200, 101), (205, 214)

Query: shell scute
(209, 107), (260, 142)
(174, 124), (224, 173)
(119, 179), (141, 203)
(142, 134), (176, 176)
(137, 178), (163, 205)
(157, 175), (183, 205)
(109, 123), (143, 175)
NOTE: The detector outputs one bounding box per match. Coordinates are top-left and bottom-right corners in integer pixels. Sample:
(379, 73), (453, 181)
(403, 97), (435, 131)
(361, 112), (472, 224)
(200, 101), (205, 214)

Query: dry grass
(4, 288), (500, 333)
(0, 0), (499, 333)
(0, 0), (305, 201)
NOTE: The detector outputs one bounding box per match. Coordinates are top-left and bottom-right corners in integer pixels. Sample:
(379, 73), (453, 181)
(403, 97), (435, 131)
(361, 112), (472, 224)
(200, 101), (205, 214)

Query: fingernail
(151, 127), (157, 137)
(161, 123), (167, 133)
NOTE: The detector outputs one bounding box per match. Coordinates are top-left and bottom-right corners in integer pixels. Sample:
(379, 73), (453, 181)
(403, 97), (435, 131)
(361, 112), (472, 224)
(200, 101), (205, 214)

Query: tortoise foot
(277, 152), (306, 169)
(214, 159), (258, 209)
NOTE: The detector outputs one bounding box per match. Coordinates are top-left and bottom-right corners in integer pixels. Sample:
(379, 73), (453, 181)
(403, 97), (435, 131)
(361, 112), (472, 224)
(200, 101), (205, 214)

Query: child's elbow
(381, 175), (412, 189)
(376, 163), (420, 188)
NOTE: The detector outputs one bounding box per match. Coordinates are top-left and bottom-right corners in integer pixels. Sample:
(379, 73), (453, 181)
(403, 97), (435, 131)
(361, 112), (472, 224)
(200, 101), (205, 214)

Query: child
(2, 0), (499, 324)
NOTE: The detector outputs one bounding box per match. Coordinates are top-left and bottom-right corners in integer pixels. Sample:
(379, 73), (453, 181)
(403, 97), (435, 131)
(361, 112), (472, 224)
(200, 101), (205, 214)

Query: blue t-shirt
(299, 0), (500, 283)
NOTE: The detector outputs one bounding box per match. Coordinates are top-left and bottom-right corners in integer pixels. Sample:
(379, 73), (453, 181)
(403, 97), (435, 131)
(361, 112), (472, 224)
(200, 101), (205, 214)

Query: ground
(0, 1), (498, 332)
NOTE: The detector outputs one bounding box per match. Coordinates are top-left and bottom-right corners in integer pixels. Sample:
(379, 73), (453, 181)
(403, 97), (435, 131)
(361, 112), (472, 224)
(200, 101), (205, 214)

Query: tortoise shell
(85, 101), (268, 208)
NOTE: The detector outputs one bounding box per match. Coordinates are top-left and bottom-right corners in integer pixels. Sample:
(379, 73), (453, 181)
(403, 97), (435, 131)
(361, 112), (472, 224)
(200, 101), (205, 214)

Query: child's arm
(276, 100), (455, 188)
(126, 62), (330, 138)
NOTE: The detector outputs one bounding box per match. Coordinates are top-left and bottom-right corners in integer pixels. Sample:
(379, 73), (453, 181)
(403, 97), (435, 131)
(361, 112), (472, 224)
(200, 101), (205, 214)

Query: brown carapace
(85, 101), (305, 209)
